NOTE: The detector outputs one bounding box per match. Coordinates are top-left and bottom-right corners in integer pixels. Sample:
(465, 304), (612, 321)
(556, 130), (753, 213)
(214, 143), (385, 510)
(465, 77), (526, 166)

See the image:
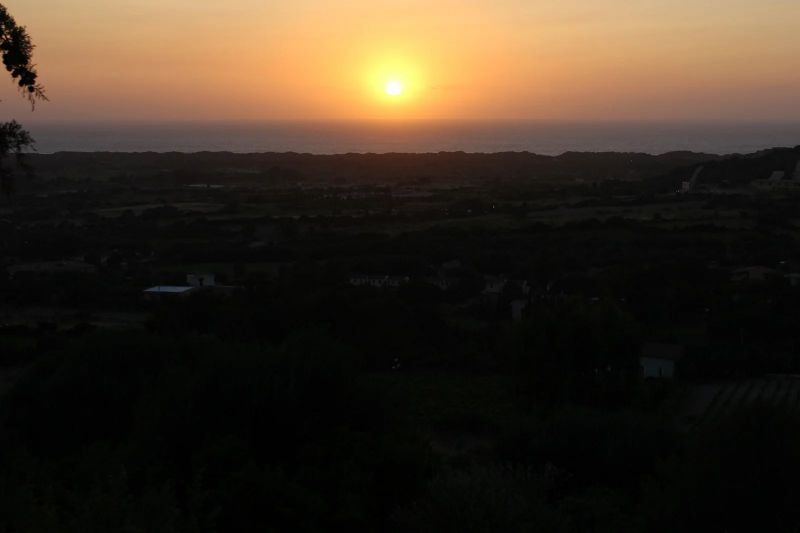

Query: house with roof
(144, 273), (225, 301)
(143, 285), (197, 301)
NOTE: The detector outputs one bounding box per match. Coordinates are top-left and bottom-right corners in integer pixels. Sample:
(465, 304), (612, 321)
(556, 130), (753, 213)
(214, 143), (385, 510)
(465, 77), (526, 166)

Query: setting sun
(385, 80), (404, 97)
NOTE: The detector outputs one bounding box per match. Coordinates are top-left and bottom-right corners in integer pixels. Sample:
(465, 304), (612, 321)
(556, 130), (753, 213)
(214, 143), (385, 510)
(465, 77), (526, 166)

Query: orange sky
(1, 0), (799, 121)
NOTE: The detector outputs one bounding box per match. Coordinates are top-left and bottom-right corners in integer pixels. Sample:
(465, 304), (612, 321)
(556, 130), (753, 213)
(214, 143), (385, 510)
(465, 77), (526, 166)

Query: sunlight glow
(360, 56), (434, 116)
(385, 80), (404, 96)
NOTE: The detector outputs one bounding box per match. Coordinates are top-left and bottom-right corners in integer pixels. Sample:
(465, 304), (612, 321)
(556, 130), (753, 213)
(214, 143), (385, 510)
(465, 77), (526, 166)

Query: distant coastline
(22, 120), (800, 156)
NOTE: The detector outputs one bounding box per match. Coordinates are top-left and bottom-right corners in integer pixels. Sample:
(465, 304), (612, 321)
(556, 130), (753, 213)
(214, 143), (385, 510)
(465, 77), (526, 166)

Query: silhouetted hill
(664, 146), (800, 188)
(23, 150), (718, 186)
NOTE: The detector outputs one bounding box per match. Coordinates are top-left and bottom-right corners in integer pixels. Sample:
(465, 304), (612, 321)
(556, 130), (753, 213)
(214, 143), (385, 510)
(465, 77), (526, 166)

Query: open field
(688, 376), (800, 427)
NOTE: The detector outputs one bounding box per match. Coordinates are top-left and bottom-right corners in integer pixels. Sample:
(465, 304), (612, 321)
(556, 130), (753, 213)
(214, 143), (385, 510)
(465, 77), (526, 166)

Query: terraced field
(688, 376), (800, 427)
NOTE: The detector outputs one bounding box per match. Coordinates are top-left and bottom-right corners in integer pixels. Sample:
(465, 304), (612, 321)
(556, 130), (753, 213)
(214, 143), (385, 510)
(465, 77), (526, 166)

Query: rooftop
(144, 286), (195, 294)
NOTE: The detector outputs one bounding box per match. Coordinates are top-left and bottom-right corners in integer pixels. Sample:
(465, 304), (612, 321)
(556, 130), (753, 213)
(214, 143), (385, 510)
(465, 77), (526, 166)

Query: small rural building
(511, 299), (528, 322)
(349, 274), (410, 289)
(482, 276), (507, 295)
(479, 276), (507, 313)
(143, 285), (197, 302)
(143, 272), (239, 301)
(640, 342), (685, 379)
(679, 166), (704, 194)
(753, 169), (800, 189)
(731, 266), (779, 283)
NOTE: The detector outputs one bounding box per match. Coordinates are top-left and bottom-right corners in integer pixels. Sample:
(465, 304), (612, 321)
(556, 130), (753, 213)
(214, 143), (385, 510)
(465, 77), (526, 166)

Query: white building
(679, 166), (704, 194)
(144, 272), (220, 301)
(640, 343), (684, 379)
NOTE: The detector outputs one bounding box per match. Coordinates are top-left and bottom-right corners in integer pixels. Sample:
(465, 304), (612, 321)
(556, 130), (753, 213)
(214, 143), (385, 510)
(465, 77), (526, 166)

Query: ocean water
(23, 120), (800, 155)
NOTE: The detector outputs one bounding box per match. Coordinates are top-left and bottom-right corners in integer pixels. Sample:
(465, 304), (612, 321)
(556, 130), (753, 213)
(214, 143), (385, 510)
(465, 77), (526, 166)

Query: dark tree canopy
(0, 3), (45, 193)
(0, 4), (45, 103)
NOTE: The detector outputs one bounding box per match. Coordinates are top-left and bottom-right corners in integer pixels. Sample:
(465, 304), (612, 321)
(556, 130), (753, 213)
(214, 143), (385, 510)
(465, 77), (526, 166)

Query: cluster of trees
(0, 331), (429, 532)
(3, 326), (800, 531)
(0, 2), (45, 192)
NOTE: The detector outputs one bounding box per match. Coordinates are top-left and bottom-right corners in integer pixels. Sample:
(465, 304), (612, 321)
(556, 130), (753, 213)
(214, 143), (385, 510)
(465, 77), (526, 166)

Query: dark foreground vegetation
(3, 148), (800, 531)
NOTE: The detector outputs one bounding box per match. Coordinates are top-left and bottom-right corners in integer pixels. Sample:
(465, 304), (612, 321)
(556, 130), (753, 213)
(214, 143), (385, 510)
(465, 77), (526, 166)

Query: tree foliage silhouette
(0, 3), (46, 193)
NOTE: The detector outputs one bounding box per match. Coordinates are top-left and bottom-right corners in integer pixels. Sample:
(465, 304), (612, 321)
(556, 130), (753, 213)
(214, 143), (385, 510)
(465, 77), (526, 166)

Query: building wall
(641, 357), (675, 379)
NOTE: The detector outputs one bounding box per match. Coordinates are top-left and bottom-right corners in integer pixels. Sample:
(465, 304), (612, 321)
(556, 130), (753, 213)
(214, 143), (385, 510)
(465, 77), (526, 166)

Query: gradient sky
(1, 0), (799, 121)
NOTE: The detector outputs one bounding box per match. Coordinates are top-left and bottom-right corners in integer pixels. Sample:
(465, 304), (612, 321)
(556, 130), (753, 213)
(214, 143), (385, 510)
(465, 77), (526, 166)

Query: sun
(385, 80), (404, 97)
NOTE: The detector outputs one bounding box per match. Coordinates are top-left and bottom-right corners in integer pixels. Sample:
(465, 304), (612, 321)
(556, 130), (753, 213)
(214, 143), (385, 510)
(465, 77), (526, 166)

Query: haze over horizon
(2, 0), (799, 122)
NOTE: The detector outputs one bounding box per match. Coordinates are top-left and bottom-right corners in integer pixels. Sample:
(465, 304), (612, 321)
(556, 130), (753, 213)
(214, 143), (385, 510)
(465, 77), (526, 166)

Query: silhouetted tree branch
(0, 3), (46, 193)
